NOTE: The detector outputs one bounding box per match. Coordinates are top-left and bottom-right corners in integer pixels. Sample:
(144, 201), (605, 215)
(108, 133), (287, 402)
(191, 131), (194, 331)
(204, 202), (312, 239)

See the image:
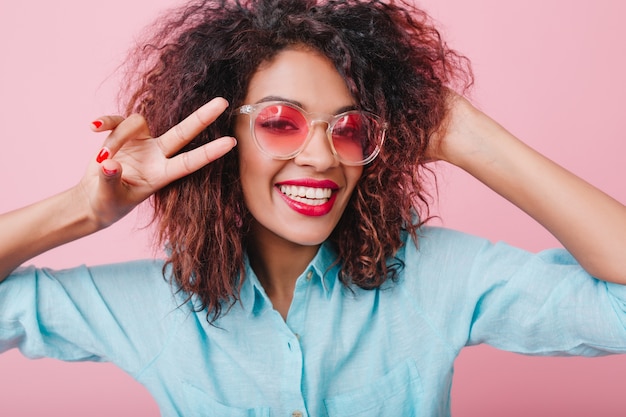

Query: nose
(293, 121), (339, 170)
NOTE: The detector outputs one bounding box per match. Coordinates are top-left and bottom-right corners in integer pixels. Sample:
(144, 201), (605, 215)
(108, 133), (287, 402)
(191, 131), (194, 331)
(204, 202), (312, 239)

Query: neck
(247, 223), (321, 319)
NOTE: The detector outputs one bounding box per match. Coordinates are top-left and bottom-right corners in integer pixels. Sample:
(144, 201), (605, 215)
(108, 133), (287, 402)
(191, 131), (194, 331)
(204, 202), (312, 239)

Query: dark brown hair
(122, 0), (472, 321)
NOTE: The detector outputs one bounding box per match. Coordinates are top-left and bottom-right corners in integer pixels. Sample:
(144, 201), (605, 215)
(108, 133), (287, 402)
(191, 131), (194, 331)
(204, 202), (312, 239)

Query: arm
(432, 95), (626, 284)
(0, 98), (237, 281)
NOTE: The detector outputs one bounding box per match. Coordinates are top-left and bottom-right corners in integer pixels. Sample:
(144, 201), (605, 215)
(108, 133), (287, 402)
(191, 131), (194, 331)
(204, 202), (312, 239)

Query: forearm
(443, 100), (626, 283)
(0, 186), (100, 281)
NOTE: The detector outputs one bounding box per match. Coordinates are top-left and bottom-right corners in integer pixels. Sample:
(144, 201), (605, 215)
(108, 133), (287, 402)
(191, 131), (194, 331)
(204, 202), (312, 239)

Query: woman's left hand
(425, 92), (487, 165)
(429, 92), (626, 284)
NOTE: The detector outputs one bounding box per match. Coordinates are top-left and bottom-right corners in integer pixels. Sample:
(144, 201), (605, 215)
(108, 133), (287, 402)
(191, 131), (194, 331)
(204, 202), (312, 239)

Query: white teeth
(279, 185), (332, 205)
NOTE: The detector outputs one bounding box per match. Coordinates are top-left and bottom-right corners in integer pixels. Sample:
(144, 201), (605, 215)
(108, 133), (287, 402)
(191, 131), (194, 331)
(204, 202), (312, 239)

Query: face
(234, 48), (363, 247)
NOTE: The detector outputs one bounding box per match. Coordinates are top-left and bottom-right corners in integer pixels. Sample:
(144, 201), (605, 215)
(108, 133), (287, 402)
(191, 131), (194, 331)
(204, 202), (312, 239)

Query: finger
(96, 159), (126, 222)
(164, 136), (237, 181)
(95, 114), (152, 162)
(90, 115), (126, 132)
(158, 97), (229, 157)
(100, 158), (122, 179)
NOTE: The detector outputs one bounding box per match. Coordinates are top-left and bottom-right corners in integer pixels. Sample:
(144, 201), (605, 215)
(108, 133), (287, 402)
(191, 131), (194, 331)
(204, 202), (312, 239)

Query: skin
(0, 98), (237, 280)
(234, 48), (363, 317)
(0, 46), (625, 322)
(431, 95), (626, 283)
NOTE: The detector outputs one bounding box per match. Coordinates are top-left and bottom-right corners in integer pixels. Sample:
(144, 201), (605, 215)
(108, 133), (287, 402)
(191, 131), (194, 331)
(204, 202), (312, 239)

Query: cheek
(238, 144), (268, 182)
(237, 144), (283, 202)
(345, 166), (364, 193)
(238, 152), (260, 204)
(236, 130), (262, 178)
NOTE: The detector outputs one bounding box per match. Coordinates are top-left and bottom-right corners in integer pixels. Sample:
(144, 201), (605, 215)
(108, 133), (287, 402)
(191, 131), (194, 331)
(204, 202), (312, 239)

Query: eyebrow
(255, 95), (358, 114)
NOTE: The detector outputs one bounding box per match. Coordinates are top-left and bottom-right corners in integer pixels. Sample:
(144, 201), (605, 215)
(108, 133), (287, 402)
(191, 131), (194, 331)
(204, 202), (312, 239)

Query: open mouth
(278, 184), (332, 206)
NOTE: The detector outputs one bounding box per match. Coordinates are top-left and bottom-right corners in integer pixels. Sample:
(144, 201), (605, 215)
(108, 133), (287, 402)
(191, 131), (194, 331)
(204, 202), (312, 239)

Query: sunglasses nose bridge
(296, 116), (340, 165)
(307, 114), (334, 139)
(310, 115), (329, 126)
(307, 117), (336, 150)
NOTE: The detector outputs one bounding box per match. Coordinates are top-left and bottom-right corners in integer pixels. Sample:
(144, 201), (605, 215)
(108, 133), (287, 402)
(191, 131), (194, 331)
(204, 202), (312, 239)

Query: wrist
(67, 184), (108, 234)
(0, 186), (103, 279)
(439, 99), (509, 170)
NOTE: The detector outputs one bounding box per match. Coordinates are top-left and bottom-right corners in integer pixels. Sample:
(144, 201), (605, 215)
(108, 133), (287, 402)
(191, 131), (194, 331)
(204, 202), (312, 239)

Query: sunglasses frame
(236, 101), (387, 166)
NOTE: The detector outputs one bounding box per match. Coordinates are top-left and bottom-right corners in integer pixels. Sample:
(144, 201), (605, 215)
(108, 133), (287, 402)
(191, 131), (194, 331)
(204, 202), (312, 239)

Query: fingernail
(92, 120), (103, 129)
(96, 147), (110, 163)
(102, 166), (118, 176)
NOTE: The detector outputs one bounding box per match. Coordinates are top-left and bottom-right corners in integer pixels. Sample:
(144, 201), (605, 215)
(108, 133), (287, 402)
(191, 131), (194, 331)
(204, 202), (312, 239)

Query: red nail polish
(102, 166), (118, 176)
(96, 147), (110, 163)
(92, 120), (103, 129)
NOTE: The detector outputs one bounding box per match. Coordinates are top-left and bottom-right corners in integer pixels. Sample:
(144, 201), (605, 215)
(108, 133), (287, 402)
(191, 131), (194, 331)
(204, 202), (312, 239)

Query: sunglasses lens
(254, 104), (308, 157)
(331, 113), (379, 164)
(251, 103), (382, 164)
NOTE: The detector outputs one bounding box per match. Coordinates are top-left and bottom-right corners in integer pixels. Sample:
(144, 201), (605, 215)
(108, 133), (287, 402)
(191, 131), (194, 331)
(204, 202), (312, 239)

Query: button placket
(278, 269), (311, 417)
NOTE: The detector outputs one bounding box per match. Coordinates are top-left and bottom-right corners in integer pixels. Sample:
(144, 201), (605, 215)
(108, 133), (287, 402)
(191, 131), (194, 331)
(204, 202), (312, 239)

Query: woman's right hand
(79, 97), (237, 228)
(0, 98), (236, 281)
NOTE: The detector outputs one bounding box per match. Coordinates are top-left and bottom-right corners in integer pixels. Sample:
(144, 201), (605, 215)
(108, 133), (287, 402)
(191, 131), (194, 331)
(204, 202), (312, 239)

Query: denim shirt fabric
(2, 227), (626, 417)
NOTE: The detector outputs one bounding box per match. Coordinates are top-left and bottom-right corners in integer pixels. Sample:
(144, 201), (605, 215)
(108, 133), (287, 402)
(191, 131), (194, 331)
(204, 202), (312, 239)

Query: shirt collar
(239, 241), (340, 316)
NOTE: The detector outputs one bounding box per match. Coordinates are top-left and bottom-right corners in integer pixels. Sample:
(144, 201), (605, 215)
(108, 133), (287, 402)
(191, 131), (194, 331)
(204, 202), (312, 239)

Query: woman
(1, 0), (625, 415)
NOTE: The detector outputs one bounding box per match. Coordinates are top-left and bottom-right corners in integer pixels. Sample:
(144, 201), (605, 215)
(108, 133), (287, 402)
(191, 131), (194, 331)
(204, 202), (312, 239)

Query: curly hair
(121, 0), (472, 321)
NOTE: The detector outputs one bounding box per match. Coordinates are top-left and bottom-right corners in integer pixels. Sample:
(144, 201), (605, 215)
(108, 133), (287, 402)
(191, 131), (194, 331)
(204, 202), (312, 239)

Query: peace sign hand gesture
(81, 97), (236, 228)
(0, 98), (236, 280)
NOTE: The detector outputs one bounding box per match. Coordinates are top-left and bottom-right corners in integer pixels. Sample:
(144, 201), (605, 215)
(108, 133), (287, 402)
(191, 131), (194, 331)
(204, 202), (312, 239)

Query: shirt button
(292, 411), (304, 417)
(306, 271), (313, 281)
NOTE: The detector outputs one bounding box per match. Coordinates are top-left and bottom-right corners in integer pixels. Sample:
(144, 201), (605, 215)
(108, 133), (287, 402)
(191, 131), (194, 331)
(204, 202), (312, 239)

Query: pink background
(1, 0), (625, 415)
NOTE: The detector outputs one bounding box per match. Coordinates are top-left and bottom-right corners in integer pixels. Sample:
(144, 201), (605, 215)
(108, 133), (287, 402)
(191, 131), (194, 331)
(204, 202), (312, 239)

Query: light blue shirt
(2, 227), (626, 416)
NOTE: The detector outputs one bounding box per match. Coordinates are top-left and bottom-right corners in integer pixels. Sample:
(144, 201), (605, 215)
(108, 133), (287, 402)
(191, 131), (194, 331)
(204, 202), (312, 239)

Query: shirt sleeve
(0, 260), (181, 374)
(466, 241), (626, 356)
(403, 227), (626, 357)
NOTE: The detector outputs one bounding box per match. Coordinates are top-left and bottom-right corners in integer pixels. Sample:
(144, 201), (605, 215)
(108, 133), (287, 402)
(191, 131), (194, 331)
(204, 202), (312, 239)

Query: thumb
(96, 158), (130, 222)
(99, 158), (122, 182)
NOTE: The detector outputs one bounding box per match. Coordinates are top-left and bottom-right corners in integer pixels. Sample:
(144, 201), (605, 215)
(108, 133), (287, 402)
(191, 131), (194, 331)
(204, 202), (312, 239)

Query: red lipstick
(275, 179), (339, 217)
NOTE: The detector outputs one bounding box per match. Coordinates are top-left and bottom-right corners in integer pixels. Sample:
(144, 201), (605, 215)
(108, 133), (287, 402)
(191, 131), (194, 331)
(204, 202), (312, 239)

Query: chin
(281, 228), (334, 247)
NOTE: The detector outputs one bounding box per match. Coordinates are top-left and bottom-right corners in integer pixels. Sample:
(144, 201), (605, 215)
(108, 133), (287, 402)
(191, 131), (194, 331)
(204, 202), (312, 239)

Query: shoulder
(397, 226), (491, 268)
(391, 226), (491, 308)
(397, 226), (582, 280)
(5, 259), (177, 313)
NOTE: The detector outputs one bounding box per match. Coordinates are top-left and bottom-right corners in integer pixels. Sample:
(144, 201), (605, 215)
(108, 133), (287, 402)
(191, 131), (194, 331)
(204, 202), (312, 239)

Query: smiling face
(234, 47), (363, 248)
